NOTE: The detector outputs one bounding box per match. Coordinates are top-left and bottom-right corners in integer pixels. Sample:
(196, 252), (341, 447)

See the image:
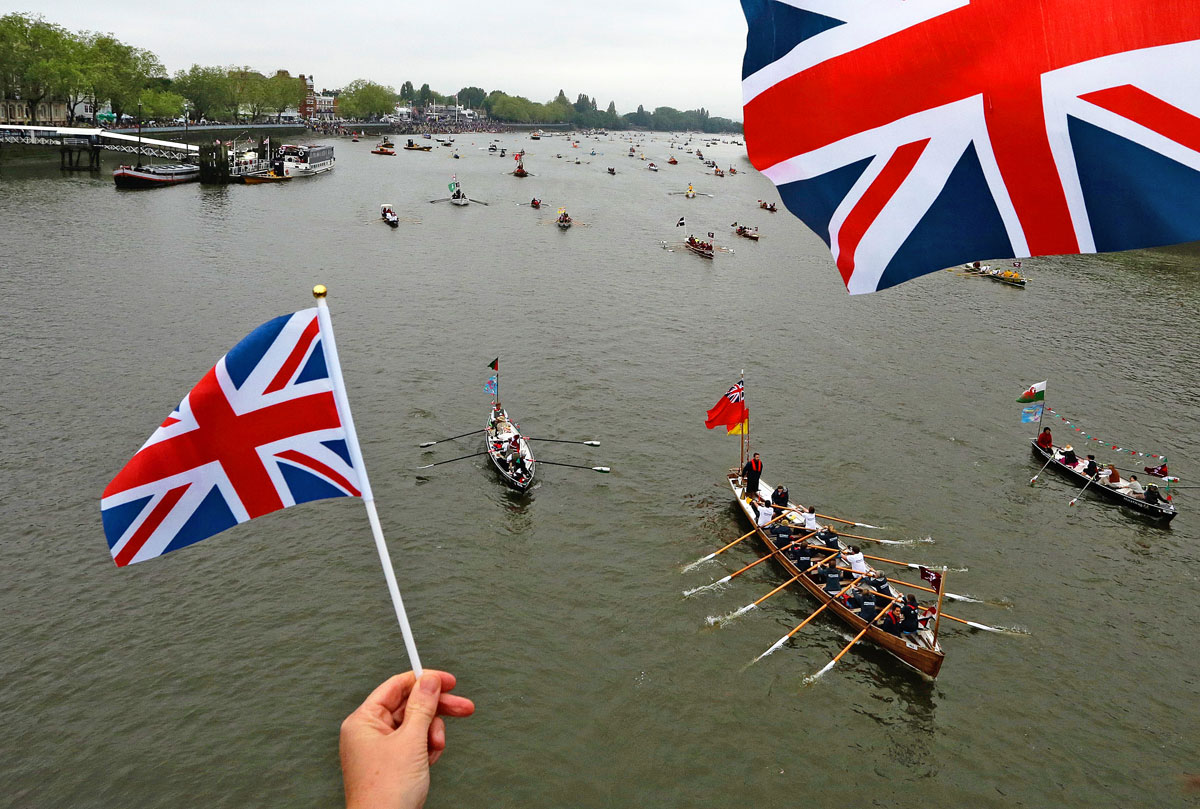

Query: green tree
(227, 66), (266, 121)
(338, 79), (396, 119)
(263, 70), (304, 122)
(416, 82), (433, 106)
(173, 63), (231, 121)
(399, 80), (414, 101)
(456, 85), (485, 109)
(0, 13), (72, 124)
(139, 86), (184, 120)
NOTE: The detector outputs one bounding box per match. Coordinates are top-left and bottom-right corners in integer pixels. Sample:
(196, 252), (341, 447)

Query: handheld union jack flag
(101, 308), (362, 567)
(741, 0), (1200, 294)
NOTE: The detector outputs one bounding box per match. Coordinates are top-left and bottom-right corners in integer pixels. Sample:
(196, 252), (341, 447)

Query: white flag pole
(312, 285), (423, 677)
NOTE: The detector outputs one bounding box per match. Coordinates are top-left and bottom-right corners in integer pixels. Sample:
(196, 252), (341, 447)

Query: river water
(2, 133), (1198, 808)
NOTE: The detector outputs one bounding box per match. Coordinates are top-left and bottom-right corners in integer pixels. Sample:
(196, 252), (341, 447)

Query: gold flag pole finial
(312, 284), (328, 299)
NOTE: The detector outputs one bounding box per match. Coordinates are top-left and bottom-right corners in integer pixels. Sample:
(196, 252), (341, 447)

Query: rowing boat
(486, 405), (536, 491)
(734, 226), (760, 241)
(1029, 439), (1176, 522)
(727, 471), (945, 677)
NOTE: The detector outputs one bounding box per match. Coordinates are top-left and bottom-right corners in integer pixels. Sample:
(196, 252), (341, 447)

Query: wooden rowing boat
(734, 226), (760, 241)
(685, 238), (713, 259)
(727, 471), (945, 678)
(1029, 440), (1176, 522)
(486, 406), (536, 491)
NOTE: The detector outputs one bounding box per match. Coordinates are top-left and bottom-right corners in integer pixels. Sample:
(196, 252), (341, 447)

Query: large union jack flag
(101, 309), (362, 567)
(741, 0), (1200, 294)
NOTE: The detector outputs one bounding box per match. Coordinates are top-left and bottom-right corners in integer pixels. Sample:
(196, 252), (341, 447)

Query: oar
(750, 575), (865, 664)
(938, 612), (1019, 634)
(527, 438), (600, 446)
(829, 529), (923, 547)
(682, 530), (820, 596)
(419, 429), (485, 448)
(803, 595), (900, 684)
(815, 512), (886, 530)
(535, 460), (610, 473)
(774, 504), (886, 531)
(415, 451), (488, 469)
(1069, 475), (1098, 506)
(708, 553), (831, 624)
(861, 551), (963, 573)
(1029, 456), (1055, 485)
(680, 513), (791, 572)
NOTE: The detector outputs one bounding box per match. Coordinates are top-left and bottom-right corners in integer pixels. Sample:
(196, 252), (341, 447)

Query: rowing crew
(488, 407), (531, 483)
(748, 490), (936, 637)
(686, 235), (712, 251)
(1051, 439), (1170, 505)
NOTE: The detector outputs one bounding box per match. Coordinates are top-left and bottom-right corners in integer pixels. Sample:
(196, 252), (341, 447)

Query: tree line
(1, 12), (743, 133)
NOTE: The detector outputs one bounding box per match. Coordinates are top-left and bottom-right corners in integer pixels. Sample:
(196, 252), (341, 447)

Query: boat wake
(802, 661), (835, 687)
(680, 558), (713, 574)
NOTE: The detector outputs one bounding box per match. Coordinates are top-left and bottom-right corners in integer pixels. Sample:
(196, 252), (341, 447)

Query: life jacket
(747, 459), (762, 474)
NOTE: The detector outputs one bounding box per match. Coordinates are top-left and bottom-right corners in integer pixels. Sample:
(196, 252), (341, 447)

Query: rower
(1083, 454), (1099, 478)
(1036, 427), (1053, 451)
(822, 563), (843, 596)
(742, 452), (763, 498)
(900, 594), (921, 635)
(784, 539), (812, 570)
(857, 589), (880, 624)
(880, 604), (904, 635)
(755, 496), (775, 528)
(1121, 474), (1145, 497)
(1143, 483), (1167, 506)
(815, 525), (840, 553)
(770, 484), (789, 518)
(866, 569), (893, 600)
(799, 506), (820, 532)
(844, 545), (868, 576)
(841, 587), (864, 610)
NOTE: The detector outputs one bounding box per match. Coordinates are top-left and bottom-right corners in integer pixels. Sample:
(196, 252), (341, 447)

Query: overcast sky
(18, 0), (749, 120)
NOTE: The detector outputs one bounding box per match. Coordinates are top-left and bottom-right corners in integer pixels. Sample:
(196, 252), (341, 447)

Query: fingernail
(420, 673), (440, 694)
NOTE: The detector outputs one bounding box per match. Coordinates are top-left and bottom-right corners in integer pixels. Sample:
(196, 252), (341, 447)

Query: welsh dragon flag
(1017, 381), (1047, 402)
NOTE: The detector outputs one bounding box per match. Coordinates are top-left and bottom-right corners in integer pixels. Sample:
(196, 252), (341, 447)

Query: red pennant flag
(919, 566), (943, 591)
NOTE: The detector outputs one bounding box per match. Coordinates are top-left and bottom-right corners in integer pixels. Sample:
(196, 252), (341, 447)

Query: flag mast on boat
(740, 368), (746, 470)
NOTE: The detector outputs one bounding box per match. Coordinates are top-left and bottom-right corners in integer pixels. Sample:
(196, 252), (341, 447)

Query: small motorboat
(648, 162), (659, 172)
(381, 138), (395, 148)
(372, 145), (395, 155)
(404, 139), (433, 152)
(380, 204), (399, 228)
(733, 224), (760, 241)
(759, 200), (777, 212)
(489, 143), (498, 152)
(112, 163), (200, 189)
(242, 170), (290, 184)
(667, 156), (678, 165)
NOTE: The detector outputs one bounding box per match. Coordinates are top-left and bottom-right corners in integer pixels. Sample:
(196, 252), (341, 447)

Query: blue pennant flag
(484, 376), (497, 395)
(1021, 403), (1044, 423)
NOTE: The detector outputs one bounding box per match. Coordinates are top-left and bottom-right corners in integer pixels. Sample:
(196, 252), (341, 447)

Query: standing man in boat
(742, 452), (763, 498)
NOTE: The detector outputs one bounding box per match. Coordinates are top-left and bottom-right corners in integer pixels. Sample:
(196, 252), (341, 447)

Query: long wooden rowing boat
(1029, 440), (1176, 522)
(685, 239), (714, 259)
(486, 406), (536, 491)
(727, 470), (945, 677)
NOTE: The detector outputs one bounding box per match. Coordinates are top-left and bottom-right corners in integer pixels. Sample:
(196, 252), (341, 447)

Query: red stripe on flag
(114, 484), (189, 567)
(835, 139), (929, 285)
(1080, 84), (1200, 154)
(265, 316), (321, 394)
(276, 449), (361, 497)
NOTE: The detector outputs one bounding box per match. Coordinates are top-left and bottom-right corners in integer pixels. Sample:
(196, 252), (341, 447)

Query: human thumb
(399, 672), (442, 741)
